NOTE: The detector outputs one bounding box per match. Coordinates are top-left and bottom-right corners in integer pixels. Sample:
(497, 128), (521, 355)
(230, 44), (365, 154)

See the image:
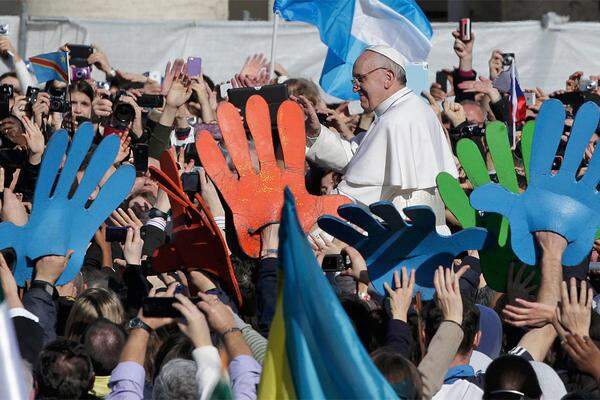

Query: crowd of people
(0, 19), (600, 400)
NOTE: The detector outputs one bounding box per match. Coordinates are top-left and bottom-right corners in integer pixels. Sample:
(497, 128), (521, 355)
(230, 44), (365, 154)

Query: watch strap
(127, 317), (153, 333)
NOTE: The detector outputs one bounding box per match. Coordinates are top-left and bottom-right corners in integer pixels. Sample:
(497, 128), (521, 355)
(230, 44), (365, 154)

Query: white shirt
(433, 380), (483, 400)
(306, 87), (457, 207)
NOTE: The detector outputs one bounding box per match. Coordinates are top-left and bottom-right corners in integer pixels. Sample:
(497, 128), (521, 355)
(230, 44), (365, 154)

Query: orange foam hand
(196, 95), (350, 257)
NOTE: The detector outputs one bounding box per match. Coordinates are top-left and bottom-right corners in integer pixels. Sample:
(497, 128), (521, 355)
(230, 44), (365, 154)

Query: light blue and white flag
(274, 0), (433, 99)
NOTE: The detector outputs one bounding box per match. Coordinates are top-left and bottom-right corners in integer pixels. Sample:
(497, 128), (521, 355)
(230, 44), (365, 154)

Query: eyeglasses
(351, 67), (389, 87)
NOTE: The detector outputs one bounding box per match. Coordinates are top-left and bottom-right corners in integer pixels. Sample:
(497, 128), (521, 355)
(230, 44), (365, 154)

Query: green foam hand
(437, 121), (535, 292)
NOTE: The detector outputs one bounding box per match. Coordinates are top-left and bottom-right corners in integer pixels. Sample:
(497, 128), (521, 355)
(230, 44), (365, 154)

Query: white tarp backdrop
(2, 16), (599, 95)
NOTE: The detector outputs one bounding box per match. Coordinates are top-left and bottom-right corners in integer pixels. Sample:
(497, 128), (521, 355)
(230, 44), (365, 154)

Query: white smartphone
(524, 92), (536, 106)
(347, 100), (363, 115)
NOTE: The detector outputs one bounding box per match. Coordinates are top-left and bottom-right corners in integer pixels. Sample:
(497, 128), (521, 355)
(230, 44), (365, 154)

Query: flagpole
(510, 62), (517, 149)
(65, 50), (74, 135)
(269, 12), (279, 80)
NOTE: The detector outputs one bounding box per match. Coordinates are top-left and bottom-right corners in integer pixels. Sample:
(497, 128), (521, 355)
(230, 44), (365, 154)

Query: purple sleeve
(229, 355), (262, 400)
(106, 361), (146, 400)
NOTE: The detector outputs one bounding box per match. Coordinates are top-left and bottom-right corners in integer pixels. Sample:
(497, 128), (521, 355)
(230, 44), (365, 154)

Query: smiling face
(352, 51), (402, 113)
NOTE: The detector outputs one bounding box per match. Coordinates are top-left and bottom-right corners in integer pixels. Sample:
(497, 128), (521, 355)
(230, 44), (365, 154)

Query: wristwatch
(127, 317), (153, 333)
(29, 280), (58, 300)
(148, 208), (170, 220)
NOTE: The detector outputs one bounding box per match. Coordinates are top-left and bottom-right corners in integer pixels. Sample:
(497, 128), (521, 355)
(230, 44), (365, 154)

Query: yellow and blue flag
(258, 188), (399, 399)
(29, 51), (69, 83)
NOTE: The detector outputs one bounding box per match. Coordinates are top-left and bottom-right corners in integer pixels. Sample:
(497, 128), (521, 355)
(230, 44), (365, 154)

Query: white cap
(364, 44), (407, 71)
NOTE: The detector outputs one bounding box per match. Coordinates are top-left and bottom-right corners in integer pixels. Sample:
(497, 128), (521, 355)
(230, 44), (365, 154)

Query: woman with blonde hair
(64, 288), (126, 342)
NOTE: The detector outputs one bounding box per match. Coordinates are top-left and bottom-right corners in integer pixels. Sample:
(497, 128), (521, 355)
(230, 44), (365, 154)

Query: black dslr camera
(0, 84), (13, 119)
(451, 123), (486, 139)
(110, 90), (136, 132)
(48, 86), (70, 113)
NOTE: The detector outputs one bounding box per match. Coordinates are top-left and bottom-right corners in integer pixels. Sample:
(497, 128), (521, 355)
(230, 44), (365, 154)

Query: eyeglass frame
(351, 66), (391, 87)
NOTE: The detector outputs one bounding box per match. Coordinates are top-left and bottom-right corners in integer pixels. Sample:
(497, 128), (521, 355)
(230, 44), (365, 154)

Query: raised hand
(488, 50), (503, 81)
(555, 278), (593, 337)
(149, 150), (241, 304)
(503, 298), (556, 328)
(470, 100), (600, 266)
(437, 120), (536, 291)
(239, 53), (269, 80)
(196, 95), (350, 258)
(458, 76), (502, 102)
(434, 265), (464, 324)
(0, 123), (135, 285)
(318, 201), (489, 299)
(384, 267), (415, 322)
(561, 334), (600, 381)
(161, 58), (185, 96)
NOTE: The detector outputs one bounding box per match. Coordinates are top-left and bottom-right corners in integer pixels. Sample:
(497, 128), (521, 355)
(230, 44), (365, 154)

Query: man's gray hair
(153, 359), (198, 400)
(378, 55), (407, 85)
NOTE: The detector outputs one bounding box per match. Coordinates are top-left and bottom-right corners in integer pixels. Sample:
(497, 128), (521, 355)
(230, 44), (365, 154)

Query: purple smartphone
(187, 57), (202, 77)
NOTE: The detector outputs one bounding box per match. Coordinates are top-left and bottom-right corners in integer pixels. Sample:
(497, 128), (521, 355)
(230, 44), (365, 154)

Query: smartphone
(459, 18), (471, 41)
(322, 254), (349, 273)
(137, 94), (164, 108)
(142, 297), (181, 318)
(67, 44), (93, 67)
(435, 71), (448, 93)
(0, 247), (16, 272)
(227, 84), (289, 127)
(405, 62), (429, 102)
(133, 143), (149, 174)
(187, 57), (202, 77)
(105, 226), (128, 243)
(524, 92), (536, 107)
(219, 82), (233, 100)
(347, 100), (363, 115)
(317, 112), (329, 124)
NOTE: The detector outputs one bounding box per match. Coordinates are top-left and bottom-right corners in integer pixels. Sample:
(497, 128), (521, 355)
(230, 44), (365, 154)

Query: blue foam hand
(0, 123), (135, 285)
(471, 100), (600, 266)
(318, 202), (489, 300)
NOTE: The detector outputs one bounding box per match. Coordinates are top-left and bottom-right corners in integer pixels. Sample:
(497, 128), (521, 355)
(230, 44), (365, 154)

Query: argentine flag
(274, 0), (433, 100)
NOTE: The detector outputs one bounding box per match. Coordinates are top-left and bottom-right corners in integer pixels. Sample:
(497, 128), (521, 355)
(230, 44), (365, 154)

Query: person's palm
(166, 80), (191, 108)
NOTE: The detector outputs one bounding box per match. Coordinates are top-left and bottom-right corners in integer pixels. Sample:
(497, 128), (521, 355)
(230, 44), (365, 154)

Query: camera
(0, 84), (13, 119)
(452, 123), (485, 139)
(0, 24), (9, 35)
(579, 79), (598, 92)
(501, 53), (515, 67)
(48, 86), (70, 113)
(71, 65), (92, 82)
(109, 90), (135, 132)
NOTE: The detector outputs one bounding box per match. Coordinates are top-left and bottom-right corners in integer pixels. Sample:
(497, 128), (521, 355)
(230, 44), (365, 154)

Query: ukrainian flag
(258, 188), (398, 399)
(29, 51), (69, 83)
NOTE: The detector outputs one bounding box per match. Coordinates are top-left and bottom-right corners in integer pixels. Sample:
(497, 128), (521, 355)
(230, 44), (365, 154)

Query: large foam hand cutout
(149, 151), (242, 305)
(318, 202), (489, 299)
(471, 100), (600, 266)
(0, 123), (135, 285)
(196, 95), (350, 258)
(437, 121), (535, 292)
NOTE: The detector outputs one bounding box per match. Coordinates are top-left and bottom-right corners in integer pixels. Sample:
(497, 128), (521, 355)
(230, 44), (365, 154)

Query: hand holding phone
(322, 253), (350, 273)
(459, 18), (471, 41)
(105, 226), (128, 243)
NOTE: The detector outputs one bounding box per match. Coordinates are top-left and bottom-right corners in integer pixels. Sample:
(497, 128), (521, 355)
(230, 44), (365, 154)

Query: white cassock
(306, 87), (458, 229)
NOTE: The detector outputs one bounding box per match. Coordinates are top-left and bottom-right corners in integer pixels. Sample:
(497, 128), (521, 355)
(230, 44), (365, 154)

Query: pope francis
(302, 44), (458, 230)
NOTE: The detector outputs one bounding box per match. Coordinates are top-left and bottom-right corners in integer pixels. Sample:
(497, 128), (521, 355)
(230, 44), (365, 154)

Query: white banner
(1, 17), (597, 94)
